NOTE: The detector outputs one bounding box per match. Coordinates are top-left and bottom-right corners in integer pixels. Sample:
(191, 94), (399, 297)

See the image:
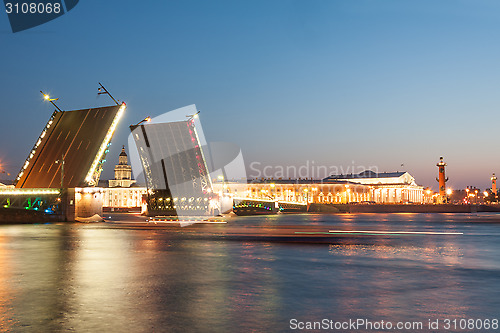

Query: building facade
(324, 170), (424, 203)
(102, 146), (146, 210)
(108, 146), (136, 188)
(102, 187), (146, 210)
(102, 165), (425, 212)
(130, 116), (213, 216)
(213, 180), (371, 204)
(211, 170), (425, 205)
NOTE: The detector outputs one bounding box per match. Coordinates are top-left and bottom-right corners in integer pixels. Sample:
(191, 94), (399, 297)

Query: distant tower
(109, 146), (136, 188)
(115, 146), (131, 180)
(436, 156), (448, 203)
(492, 173), (497, 195)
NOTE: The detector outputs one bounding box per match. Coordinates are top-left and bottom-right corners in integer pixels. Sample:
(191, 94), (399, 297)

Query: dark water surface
(1, 213), (500, 332)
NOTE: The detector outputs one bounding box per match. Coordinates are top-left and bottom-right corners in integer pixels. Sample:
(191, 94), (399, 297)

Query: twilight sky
(1, 0), (500, 190)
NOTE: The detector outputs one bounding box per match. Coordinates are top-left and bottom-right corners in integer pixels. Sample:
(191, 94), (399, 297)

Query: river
(0, 213), (499, 332)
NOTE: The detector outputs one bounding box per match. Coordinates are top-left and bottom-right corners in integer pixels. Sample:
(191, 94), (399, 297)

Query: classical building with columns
(212, 170), (424, 205)
(213, 179), (371, 204)
(102, 146), (146, 210)
(324, 170), (424, 203)
(102, 156), (425, 211)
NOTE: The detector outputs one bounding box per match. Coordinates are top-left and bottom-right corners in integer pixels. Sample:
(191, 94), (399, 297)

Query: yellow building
(324, 170), (424, 203)
(102, 187), (146, 210)
(213, 170), (424, 205)
(213, 180), (371, 204)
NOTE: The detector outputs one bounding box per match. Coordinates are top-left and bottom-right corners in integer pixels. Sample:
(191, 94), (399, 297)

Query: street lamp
(97, 82), (120, 105)
(55, 154), (65, 188)
(445, 188), (452, 203)
(186, 110), (200, 121)
(134, 117), (151, 126)
(130, 117), (152, 131)
(40, 91), (63, 112)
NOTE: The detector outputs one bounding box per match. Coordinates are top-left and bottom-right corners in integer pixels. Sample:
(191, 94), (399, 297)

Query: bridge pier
(0, 187), (103, 223)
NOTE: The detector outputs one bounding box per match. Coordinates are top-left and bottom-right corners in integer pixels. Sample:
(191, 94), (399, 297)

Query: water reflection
(0, 230), (15, 332)
(0, 225), (77, 331)
(0, 213), (499, 332)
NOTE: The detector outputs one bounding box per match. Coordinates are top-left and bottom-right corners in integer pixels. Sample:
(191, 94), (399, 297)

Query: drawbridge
(1, 99), (126, 220)
(131, 113), (213, 217)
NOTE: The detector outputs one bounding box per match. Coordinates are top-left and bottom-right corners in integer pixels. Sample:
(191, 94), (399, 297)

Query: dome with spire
(110, 145), (135, 187)
(119, 145), (127, 157)
(118, 145), (129, 166)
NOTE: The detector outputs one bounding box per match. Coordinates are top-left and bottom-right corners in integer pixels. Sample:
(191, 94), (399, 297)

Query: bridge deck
(15, 105), (122, 188)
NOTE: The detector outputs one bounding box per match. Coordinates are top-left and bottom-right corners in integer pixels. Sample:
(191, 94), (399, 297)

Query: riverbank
(309, 203), (500, 214)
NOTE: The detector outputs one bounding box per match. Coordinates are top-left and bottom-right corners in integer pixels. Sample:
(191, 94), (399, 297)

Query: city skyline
(1, 1), (500, 190)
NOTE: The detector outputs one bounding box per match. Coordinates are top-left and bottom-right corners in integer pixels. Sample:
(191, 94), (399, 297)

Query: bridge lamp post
(186, 110), (200, 121)
(40, 91), (63, 112)
(55, 155), (65, 189)
(130, 117), (152, 132)
(133, 117), (151, 126)
(98, 82), (120, 105)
